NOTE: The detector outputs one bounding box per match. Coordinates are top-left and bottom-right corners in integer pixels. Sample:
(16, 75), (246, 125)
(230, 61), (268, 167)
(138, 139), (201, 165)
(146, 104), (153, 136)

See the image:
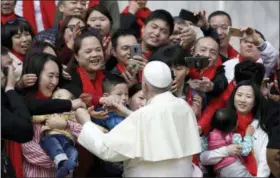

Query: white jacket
(224, 41), (279, 83)
(199, 120), (270, 177)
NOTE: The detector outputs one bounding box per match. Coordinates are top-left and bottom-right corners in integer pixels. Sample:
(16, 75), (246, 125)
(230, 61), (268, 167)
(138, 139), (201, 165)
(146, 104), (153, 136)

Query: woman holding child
(20, 53), (84, 177)
(200, 80), (270, 177)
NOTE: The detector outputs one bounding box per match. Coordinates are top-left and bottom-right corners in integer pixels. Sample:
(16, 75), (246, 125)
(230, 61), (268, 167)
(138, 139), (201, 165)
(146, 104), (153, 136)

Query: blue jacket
(92, 106), (125, 131)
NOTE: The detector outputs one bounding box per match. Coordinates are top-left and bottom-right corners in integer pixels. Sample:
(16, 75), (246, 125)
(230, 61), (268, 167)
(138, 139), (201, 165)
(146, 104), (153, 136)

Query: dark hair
(234, 60), (265, 86)
(102, 73), (127, 94)
(1, 46), (9, 56)
(55, 15), (86, 52)
(23, 40), (57, 75)
(211, 108), (237, 132)
(129, 84), (142, 98)
(23, 53), (63, 97)
(111, 29), (137, 49)
(69, 29), (103, 70)
(73, 29), (103, 55)
(85, 4), (113, 25)
(194, 36), (220, 51)
(173, 16), (188, 25)
(1, 18), (35, 49)
(254, 29), (266, 41)
(227, 80), (267, 131)
(145, 9), (174, 35)
(149, 44), (188, 67)
(208, 10), (232, 26)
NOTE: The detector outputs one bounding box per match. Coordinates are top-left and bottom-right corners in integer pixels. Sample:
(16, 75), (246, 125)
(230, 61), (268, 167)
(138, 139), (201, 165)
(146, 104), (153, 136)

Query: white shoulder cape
(103, 92), (202, 162)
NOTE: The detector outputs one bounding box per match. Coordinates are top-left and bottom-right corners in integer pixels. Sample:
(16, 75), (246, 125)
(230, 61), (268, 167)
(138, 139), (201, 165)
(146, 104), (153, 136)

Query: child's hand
(88, 106), (109, 119)
(226, 144), (242, 156)
(245, 125), (255, 136)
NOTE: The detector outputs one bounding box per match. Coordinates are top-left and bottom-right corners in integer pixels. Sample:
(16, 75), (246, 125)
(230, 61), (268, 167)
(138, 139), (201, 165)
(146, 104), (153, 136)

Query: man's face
(170, 21), (188, 44)
(1, 0), (16, 15)
(1, 54), (14, 88)
(240, 34), (261, 60)
(142, 19), (170, 49)
(114, 35), (138, 66)
(193, 37), (219, 67)
(59, 0), (87, 18)
(209, 15), (231, 48)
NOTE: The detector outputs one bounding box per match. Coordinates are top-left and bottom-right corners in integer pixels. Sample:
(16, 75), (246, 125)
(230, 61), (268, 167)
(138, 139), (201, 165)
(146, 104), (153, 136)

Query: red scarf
(117, 63), (142, 83)
(88, 0), (100, 7)
(1, 12), (16, 24)
(22, 0), (37, 34)
(10, 49), (24, 62)
(122, 1), (151, 29)
(116, 63), (126, 74)
(77, 67), (104, 98)
(5, 141), (23, 178)
(39, 1), (56, 30)
(189, 56), (223, 80)
(236, 112), (257, 176)
(228, 45), (239, 59)
(198, 81), (235, 135)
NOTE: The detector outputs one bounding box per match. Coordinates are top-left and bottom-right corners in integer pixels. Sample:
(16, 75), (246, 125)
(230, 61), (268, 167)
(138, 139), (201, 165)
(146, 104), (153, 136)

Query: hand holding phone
(184, 56), (209, 70)
(228, 27), (243, 37)
(179, 9), (199, 25)
(130, 44), (142, 57)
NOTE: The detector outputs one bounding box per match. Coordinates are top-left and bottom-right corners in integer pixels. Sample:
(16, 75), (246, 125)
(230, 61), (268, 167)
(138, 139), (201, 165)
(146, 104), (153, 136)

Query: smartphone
(179, 9), (199, 25)
(184, 56), (209, 70)
(228, 27), (243, 37)
(130, 44), (142, 57)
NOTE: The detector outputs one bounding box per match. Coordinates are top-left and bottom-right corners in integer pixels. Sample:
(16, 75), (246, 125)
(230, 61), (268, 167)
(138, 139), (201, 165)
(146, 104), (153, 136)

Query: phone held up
(184, 56), (209, 70)
(179, 9), (200, 25)
(126, 44), (142, 73)
(228, 27), (243, 37)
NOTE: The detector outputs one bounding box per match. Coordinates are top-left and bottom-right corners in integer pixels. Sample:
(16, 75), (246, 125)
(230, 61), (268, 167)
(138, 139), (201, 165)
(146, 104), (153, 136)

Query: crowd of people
(1, 0), (280, 177)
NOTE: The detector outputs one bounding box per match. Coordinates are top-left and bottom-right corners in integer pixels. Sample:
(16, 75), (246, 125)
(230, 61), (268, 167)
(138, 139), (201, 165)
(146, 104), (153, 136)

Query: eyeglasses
(66, 25), (86, 32)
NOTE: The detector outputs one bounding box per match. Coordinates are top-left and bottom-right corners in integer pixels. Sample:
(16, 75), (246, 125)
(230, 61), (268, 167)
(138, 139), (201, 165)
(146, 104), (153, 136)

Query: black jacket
(1, 89), (33, 143)
(120, 13), (141, 39)
(206, 66), (228, 103)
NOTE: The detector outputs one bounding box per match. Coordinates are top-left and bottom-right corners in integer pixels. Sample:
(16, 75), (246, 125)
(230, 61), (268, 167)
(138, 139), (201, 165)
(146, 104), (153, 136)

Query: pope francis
(75, 61), (202, 177)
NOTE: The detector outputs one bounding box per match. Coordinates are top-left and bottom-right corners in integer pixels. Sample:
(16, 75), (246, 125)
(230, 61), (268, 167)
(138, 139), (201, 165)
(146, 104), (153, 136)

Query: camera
(184, 56), (209, 70)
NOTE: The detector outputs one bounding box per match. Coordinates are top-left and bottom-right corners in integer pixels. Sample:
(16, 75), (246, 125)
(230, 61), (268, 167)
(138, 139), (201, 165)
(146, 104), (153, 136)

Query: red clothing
(76, 67), (105, 106)
(88, 0), (99, 7)
(189, 56), (223, 80)
(122, 1), (151, 30)
(15, 1), (56, 34)
(198, 81), (235, 135)
(228, 45), (239, 59)
(1, 13), (16, 24)
(10, 49), (24, 62)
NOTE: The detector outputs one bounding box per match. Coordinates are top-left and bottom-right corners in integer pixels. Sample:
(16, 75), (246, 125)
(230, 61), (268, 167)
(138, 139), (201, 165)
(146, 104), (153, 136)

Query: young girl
(207, 108), (256, 177)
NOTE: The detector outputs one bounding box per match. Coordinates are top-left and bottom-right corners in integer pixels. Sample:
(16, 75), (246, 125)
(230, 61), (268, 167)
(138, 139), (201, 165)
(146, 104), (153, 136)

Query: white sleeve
(253, 128), (271, 177)
(258, 41), (279, 77)
(78, 121), (130, 162)
(199, 146), (229, 165)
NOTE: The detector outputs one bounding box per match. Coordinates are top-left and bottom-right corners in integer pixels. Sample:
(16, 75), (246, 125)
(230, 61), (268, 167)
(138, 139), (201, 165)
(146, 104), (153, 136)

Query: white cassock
(78, 92), (202, 177)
